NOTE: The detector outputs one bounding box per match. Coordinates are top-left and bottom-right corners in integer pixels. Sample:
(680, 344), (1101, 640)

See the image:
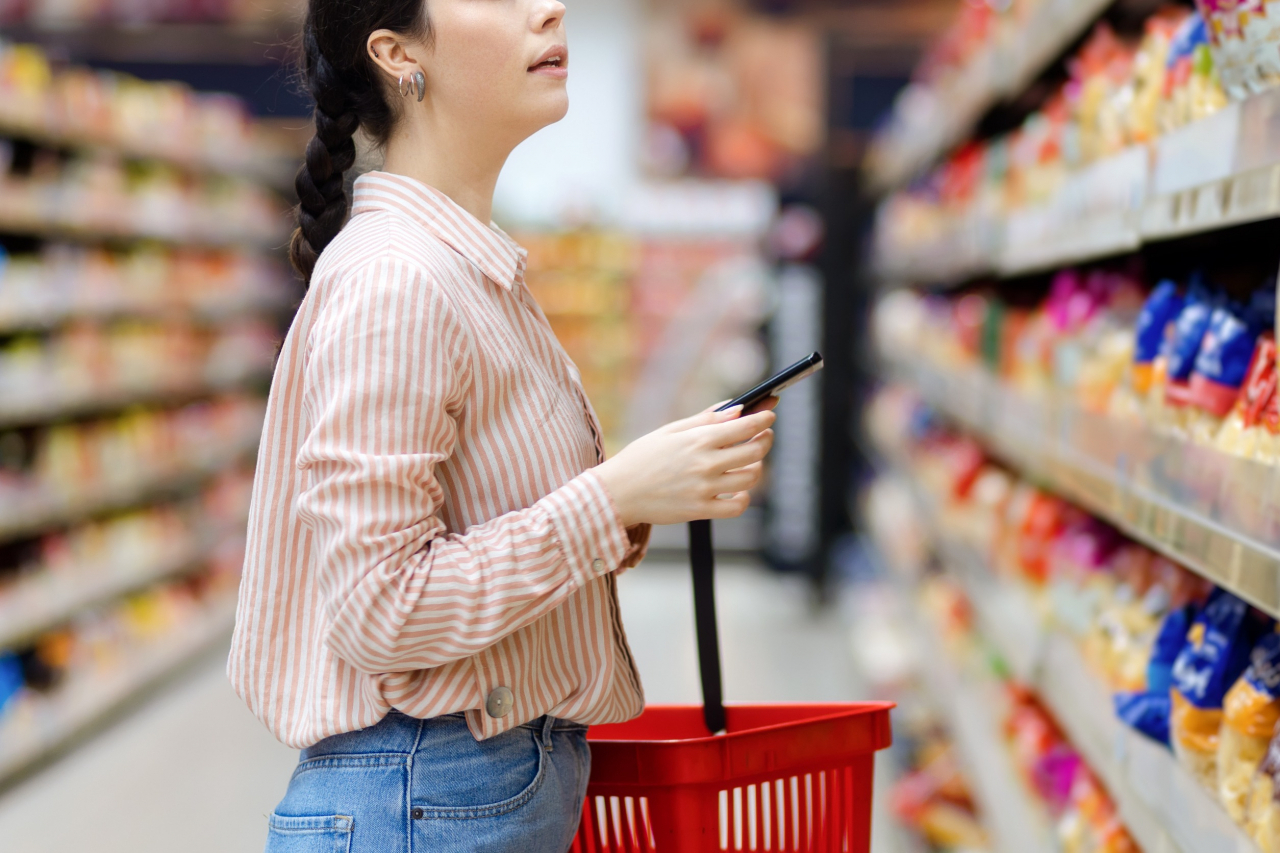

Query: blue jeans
(265, 711), (591, 853)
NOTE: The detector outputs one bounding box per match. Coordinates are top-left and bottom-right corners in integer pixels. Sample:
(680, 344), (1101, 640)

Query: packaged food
(1017, 493), (1075, 584)
(1161, 13), (1230, 131)
(1129, 9), (1190, 143)
(1132, 279), (1185, 397)
(1151, 603), (1197, 693)
(1220, 632), (1280, 823)
(0, 651), (21, 718)
(1195, 0), (1280, 99)
(1215, 332), (1277, 457)
(1156, 278), (1218, 431)
(1247, 729), (1280, 851)
(1171, 588), (1274, 790)
(1115, 690), (1174, 745)
(1261, 385), (1280, 465)
(1187, 298), (1262, 444)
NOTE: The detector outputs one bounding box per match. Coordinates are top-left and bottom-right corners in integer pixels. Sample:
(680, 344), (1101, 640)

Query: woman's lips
(528, 45), (568, 78)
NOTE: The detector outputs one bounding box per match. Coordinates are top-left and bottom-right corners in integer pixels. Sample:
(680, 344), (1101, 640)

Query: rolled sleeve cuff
(538, 469), (633, 586)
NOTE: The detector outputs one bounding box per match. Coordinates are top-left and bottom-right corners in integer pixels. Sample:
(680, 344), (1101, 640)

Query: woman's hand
(594, 401), (777, 527)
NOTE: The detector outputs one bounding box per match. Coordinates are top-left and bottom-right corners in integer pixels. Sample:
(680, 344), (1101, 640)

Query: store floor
(0, 557), (892, 852)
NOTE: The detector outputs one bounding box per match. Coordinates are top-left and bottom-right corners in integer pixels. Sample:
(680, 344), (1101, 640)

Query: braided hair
(291, 0), (432, 285)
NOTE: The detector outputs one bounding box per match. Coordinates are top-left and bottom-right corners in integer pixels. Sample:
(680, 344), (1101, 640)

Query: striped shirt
(228, 171), (649, 748)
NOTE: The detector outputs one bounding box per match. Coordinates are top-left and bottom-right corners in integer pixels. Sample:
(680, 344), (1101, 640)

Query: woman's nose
(534, 0), (566, 32)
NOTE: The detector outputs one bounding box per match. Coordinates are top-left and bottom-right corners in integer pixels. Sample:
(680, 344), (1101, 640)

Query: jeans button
(411, 808), (424, 820)
(486, 686), (514, 718)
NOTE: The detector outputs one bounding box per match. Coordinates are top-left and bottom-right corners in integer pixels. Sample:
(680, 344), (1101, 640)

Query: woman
(230, 1), (776, 851)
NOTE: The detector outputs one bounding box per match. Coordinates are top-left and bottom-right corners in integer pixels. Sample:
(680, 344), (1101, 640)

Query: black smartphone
(716, 352), (824, 413)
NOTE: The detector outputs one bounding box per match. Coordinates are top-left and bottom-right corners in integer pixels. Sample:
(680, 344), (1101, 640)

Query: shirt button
(592, 558), (606, 572)
(486, 686), (514, 719)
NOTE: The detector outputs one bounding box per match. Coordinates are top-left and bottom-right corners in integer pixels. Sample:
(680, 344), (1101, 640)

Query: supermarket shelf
(888, 355), (1280, 620)
(876, 88), (1280, 283)
(0, 114), (294, 190)
(882, 444), (1259, 853)
(904, 585), (1055, 853)
(0, 527), (242, 650)
(929, 530), (1261, 853)
(866, 0), (1116, 191)
(0, 433), (259, 545)
(0, 368), (271, 429)
(0, 292), (295, 336)
(0, 596), (236, 790)
(2, 20), (297, 66)
(0, 201), (289, 252)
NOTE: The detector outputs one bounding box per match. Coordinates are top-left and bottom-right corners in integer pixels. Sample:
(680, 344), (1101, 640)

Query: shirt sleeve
(295, 258), (635, 675)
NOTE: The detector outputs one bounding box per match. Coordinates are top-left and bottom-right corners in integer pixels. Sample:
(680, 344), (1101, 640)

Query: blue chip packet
(1135, 280), (1184, 365)
(1115, 690), (1172, 746)
(0, 652), (22, 717)
(1193, 301), (1254, 390)
(1165, 279), (1217, 383)
(1149, 604), (1195, 694)
(1172, 588), (1274, 709)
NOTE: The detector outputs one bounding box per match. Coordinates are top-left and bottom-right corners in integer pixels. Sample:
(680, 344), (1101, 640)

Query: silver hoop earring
(414, 71), (426, 103)
(398, 74), (411, 98)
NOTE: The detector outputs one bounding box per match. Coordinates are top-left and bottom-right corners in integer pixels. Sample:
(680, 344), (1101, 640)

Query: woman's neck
(380, 109), (514, 226)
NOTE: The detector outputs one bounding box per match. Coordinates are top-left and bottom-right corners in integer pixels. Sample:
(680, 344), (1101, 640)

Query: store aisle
(0, 558), (881, 852)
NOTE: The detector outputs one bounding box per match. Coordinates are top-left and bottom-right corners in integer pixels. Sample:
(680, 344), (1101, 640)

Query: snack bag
(1195, 0), (1280, 99)
(1133, 280), (1185, 396)
(1152, 603), (1198, 692)
(1116, 690), (1174, 745)
(1156, 278), (1217, 432)
(1171, 588), (1273, 790)
(1216, 332), (1277, 458)
(1220, 632), (1280, 823)
(1247, 728), (1280, 852)
(1187, 298), (1261, 444)
(1260, 383), (1280, 465)
(1016, 492), (1074, 584)
(1162, 14), (1209, 131)
(1129, 9), (1188, 143)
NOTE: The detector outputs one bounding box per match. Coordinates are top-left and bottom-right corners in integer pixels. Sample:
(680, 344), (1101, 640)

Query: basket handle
(688, 519), (725, 733)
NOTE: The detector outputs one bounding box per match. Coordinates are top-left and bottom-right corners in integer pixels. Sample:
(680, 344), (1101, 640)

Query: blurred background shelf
(0, 595), (237, 791)
(877, 432), (1264, 853)
(901, 571), (1056, 853)
(886, 354), (1280, 620)
(0, 419), (260, 545)
(0, 370), (272, 430)
(0, 531), (231, 650)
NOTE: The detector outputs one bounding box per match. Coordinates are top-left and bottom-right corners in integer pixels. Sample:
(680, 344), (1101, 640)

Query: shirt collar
(351, 171), (527, 291)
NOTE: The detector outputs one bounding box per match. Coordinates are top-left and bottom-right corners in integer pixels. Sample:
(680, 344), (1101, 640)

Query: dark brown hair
(290, 0), (432, 284)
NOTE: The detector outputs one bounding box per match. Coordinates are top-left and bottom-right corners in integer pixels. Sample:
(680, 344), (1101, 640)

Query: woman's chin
(527, 96), (570, 130)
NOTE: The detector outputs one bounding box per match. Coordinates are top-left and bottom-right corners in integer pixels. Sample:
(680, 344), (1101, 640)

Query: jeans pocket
(414, 727), (548, 820)
(265, 814), (354, 853)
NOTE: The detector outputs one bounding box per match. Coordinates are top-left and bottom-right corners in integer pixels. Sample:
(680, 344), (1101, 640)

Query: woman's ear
(367, 30), (422, 88)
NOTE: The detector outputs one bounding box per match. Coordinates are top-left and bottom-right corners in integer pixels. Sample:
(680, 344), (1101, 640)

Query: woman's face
(414, 0), (569, 145)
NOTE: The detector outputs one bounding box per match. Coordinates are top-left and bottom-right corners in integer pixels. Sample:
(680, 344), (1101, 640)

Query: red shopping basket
(570, 520), (894, 852)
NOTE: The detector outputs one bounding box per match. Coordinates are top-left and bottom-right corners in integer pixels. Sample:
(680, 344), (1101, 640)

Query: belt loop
(541, 715), (555, 752)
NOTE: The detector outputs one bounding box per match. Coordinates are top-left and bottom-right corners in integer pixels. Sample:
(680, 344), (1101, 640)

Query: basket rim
(587, 700), (896, 746)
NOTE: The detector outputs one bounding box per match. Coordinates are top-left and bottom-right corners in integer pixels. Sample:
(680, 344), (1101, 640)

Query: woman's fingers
(712, 429), (773, 471)
(712, 462), (764, 496)
(661, 405), (742, 434)
(697, 409), (775, 447)
(701, 491), (753, 519)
